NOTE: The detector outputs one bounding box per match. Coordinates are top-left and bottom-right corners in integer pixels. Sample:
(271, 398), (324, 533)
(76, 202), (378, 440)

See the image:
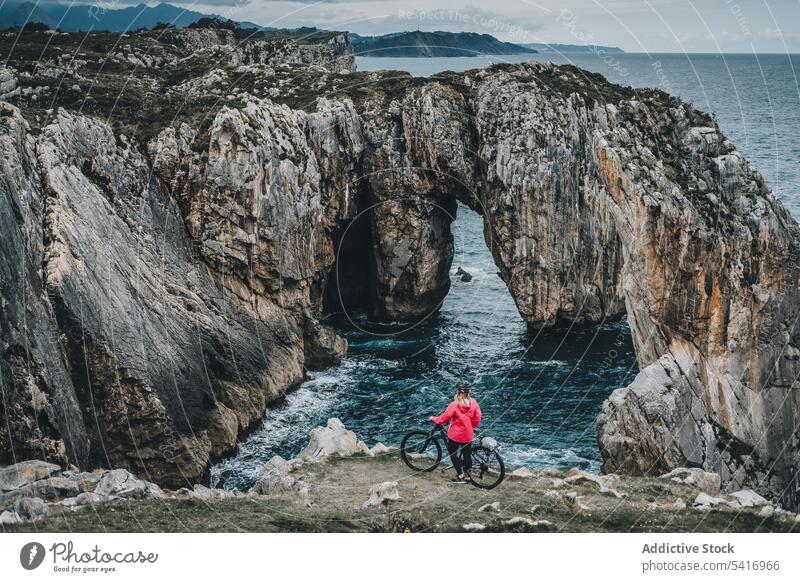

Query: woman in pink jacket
(430, 382), (482, 483)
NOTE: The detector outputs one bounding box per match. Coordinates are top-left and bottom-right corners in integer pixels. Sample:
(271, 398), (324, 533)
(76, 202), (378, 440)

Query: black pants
(446, 439), (472, 475)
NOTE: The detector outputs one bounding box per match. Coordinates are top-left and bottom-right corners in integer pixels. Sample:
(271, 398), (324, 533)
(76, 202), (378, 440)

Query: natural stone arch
(348, 64), (800, 507)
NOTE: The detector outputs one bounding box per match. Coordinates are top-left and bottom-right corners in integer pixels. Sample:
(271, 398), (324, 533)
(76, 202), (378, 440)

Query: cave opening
(323, 185), (375, 317)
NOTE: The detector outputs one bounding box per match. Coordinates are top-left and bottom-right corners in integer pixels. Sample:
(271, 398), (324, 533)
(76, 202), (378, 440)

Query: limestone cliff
(1, 30), (798, 508)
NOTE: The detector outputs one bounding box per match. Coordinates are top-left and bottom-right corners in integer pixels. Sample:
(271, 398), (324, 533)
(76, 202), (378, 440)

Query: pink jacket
(430, 399), (482, 443)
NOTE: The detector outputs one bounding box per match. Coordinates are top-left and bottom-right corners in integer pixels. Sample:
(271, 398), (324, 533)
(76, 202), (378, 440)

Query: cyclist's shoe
(451, 475), (468, 484)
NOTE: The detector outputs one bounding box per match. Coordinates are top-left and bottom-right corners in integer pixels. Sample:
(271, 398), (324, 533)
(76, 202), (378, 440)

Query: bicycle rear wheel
(468, 445), (505, 489)
(400, 430), (442, 472)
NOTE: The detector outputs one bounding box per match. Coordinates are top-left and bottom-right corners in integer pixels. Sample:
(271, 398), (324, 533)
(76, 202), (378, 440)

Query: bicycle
(400, 424), (505, 489)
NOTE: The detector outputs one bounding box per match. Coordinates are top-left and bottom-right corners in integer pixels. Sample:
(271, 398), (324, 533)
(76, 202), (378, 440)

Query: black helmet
(456, 382), (470, 395)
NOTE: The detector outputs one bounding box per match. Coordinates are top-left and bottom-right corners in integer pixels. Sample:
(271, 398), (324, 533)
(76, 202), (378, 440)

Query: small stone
(564, 470), (624, 497)
(295, 481), (311, 508)
(759, 505), (775, 517)
(478, 502), (500, 513)
(462, 522), (486, 531)
(693, 492), (725, 507)
(362, 481), (400, 508)
(673, 498), (686, 509)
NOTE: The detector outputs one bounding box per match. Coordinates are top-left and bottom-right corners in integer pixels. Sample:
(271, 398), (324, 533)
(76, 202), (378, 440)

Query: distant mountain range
(352, 31), (537, 57)
(0, 2), (264, 32)
(0, 2), (622, 58)
(523, 43), (624, 54)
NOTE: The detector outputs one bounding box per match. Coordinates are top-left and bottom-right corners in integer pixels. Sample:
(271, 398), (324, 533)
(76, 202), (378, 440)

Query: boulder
(0, 461), (61, 491)
(462, 522), (486, 531)
(94, 469), (164, 500)
(478, 502), (500, 513)
(728, 490), (769, 508)
(660, 467), (721, 495)
(14, 497), (50, 521)
(298, 419), (369, 462)
(251, 456), (296, 495)
(362, 481), (400, 509)
(0, 510), (22, 524)
(673, 498), (687, 510)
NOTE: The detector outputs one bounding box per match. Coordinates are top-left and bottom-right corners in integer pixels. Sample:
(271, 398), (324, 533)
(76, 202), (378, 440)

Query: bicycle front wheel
(400, 430), (442, 472)
(469, 445), (505, 489)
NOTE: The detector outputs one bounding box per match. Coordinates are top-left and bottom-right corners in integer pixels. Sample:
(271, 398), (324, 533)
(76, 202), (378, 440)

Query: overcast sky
(163, 0), (798, 52)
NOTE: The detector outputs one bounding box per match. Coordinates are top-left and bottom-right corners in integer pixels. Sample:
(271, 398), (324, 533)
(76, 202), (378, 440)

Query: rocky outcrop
(2, 30), (799, 508)
(0, 459), (239, 524)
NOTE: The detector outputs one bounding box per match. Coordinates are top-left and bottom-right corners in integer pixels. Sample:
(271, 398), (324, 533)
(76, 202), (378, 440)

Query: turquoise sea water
(211, 53), (800, 490)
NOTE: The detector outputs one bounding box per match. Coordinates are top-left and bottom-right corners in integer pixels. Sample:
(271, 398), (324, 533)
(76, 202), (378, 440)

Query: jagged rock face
(1, 104), (306, 487)
(0, 110), (88, 467)
(591, 96), (800, 506)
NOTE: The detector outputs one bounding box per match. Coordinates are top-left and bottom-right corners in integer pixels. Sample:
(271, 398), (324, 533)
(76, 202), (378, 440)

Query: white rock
(564, 470), (625, 498)
(298, 418), (369, 462)
(660, 467), (721, 495)
(504, 516), (536, 527)
(673, 498), (686, 509)
(251, 456), (296, 495)
(478, 501), (500, 513)
(362, 481), (400, 508)
(0, 510), (21, 524)
(759, 505), (775, 517)
(94, 469), (164, 500)
(190, 485), (228, 500)
(509, 467), (536, 479)
(296, 482), (312, 508)
(693, 492), (726, 507)
(368, 443), (392, 456)
(462, 522), (486, 531)
(727, 489), (769, 508)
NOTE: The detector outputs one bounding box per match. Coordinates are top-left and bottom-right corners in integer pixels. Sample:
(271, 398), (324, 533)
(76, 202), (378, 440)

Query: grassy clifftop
(6, 452), (798, 533)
